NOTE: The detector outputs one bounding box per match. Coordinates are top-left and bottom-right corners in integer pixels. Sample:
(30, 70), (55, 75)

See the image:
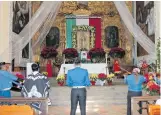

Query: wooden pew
(148, 105), (160, 115)
(131, 96), (160, 115)
(0, 97), (48, 115)
(0, 105), (35, 115)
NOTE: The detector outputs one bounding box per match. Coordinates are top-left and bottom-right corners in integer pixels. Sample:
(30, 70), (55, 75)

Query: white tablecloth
(58, 63), (109, 75)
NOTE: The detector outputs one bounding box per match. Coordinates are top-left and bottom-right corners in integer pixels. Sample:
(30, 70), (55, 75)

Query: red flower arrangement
(98, 73), (106, 81)
(63, 48), (78, 58)
(15, 74), (24, 79)
(40, 47), (58, 59)
(88, 48), (105, 58)
(109, 47), (125, 58)
(143, 73), (160, 96)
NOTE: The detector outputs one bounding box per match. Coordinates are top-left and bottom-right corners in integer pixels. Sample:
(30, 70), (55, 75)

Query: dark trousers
(70, 88), (86, 115)
(127, 91), (142, 115)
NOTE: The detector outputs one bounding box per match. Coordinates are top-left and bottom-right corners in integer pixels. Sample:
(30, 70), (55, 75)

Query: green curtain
(66, 18), (76, 48)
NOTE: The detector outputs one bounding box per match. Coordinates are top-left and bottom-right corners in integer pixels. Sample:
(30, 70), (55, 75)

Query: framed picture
(12, 1), (29, 34)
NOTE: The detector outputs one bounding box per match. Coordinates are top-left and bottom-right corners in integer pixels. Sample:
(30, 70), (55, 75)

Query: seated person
(21, 63), (51, 111)
(0, 62), (21, 98)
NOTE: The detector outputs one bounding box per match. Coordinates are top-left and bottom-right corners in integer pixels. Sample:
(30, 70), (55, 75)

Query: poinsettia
(98, 73), (106, 81)
(88, 48), (105, 58)
(109, 47), (125, 58)
(63, 48), (78, 58)
(40, 47), (58, 59)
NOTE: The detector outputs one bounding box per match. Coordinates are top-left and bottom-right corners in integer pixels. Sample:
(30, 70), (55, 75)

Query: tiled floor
(47, 85), (127, 115)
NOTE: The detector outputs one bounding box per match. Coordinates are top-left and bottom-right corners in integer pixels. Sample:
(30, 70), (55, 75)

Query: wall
(0, 1), (11, 63)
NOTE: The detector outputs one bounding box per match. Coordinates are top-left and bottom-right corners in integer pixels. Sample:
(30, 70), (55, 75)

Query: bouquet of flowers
(143, 73), (160, 96)
(90, 74), (98, 81)
(42, 72), (48, 76)
(143, 81), (160, 96)
(63, 48), (78, 58)
(40, 47), (58, 59)
(56, 75), (65, 83)
(56, 75), (65, 86)
(88, 48), (105, 58)
(98, 73), (106, 81)
(106, 73), (115, 83)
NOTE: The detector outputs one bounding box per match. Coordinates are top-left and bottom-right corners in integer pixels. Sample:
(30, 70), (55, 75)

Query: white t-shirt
(156, 99), (161, 106)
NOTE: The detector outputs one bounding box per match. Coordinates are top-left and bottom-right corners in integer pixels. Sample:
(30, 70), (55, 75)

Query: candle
(106, 53), (107, 65)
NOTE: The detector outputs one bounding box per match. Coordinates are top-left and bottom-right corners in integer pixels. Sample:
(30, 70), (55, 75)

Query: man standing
(124, 68), (146, 115)
(66, 58), (90, 115)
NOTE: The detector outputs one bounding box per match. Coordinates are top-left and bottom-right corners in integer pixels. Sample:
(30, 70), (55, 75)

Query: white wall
(0, 1), (11, 63)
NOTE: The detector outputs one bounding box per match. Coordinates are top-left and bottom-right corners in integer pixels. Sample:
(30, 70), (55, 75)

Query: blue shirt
(154, 76), (160, 85)
(0, 70), (18, 90)
(66, 67), (90, 87)
(124, 74), (146, 92)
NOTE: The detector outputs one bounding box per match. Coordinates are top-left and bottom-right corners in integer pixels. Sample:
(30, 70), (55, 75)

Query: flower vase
(100, 80), (105, 86)
(58, 82), (64, 86)
(108, 81), (112, 86)
(90, 81), (96, 86)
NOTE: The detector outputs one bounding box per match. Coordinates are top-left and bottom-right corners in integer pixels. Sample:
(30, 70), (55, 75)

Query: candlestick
(105, 53), (107, 65)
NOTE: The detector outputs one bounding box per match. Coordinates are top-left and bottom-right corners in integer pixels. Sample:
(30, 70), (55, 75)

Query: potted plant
(63, 48), (78, 58)
(88, 48), (105, 63)
(40, 47), (58, 59)
(89, 74), (98, 86)
(143, 73), (160, 96)
(98, 73), (106, 86)
(56, 75), (65, 86)
(109, 47), (125, 58)
(42, 72), (48, 76)
(88, 48), (105, 58)
(106, 73), (115, 86)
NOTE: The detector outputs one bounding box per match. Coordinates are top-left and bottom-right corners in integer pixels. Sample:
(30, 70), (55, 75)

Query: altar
(58, 63), (109, 76)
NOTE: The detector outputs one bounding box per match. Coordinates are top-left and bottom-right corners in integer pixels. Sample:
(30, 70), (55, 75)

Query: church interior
(0, 1), (161, 115)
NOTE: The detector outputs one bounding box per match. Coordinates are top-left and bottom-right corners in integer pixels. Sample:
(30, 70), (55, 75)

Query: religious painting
(76, 31), (90, 50)
(105, 26), (119, 48)
(46, 27), (60, 48)
(72, 25), (95, 50)
(22, 43), (29, 59)
(136, 1), (155, 56)
(12, 1), (29, 34)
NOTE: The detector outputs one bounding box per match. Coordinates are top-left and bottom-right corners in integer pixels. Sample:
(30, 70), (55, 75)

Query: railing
(131, 96), (160, 115)
(0, 97), (48, 115)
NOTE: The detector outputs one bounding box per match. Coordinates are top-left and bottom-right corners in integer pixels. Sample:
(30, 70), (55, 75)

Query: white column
(0, 1), (11, 63)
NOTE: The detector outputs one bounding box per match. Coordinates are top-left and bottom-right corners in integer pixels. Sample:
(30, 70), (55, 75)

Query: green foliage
(156, 39), (160, 73)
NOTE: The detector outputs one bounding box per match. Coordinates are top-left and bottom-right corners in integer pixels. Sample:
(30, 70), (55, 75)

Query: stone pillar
(0, 1), (11, 63)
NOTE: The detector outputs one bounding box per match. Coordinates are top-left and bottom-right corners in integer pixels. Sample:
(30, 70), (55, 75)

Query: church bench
(148, 105), (160, 115)
(131, 96), (160, 115)
(0, 97), (48, 115)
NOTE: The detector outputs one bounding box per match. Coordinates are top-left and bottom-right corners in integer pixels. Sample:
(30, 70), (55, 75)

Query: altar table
(58, 63), (109, 76)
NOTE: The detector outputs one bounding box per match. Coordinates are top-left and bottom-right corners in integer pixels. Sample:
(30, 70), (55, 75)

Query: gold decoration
(72, 8), (91, 15)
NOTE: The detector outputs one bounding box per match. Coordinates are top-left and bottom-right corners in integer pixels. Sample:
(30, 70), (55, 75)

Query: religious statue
(105, 26), (119, 48)
(113, 59), (121, 73)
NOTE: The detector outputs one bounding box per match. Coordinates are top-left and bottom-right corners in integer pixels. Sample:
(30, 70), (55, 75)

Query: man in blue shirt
(66, 58), (90, 115)
(0, 62), (19, 98)
(124, 68), (146, 115)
